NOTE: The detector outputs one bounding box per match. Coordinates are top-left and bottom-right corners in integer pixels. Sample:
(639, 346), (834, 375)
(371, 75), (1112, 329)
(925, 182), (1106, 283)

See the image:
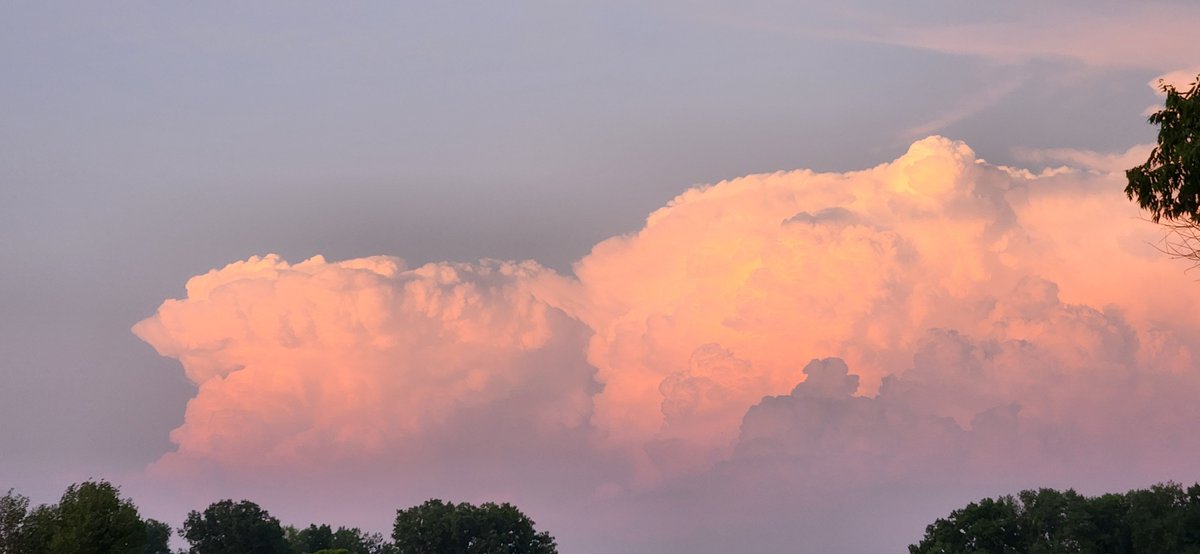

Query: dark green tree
(182, 499), (290, 554)
(393, 499), (556, 554)
(20, 504), (58, 554)
(1126, 74), (1200, 223)
(1, 483), (169, 554)
(1014, 488), (1093, 553)
(291, 524), (335, 553)
(1073, 492), (1133, 554)
(329, 527), (394, 554)
(0, 489), (31, 554)
(46, 480), (147, 554)
(909, 495), (1024, 553)
(287, 523), (394, 554)
(141, 519), (171, 554)
(911, 483), (1200, 554)
(1123, 484), (1190, 553)
(1127, 74), (1200, 263)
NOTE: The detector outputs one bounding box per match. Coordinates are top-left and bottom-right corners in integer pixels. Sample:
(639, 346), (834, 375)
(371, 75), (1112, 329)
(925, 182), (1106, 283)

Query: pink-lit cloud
(1150, 66), (1200, 94)
(133, 256), (597, 474)
(1141, 67), (1200, 115)
(134, 136), (1200, 551)
(868, 6), (1200, 71)
(697, 4), (1200, 72)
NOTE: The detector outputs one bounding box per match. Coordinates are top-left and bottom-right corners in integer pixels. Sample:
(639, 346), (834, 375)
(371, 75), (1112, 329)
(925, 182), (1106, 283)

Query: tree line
(0, 481), (556, 554)
(910, 482), (1200, 553)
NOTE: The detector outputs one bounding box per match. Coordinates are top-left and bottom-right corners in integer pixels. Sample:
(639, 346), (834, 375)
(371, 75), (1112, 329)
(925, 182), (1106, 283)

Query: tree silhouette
(393, 499), (556, 554)
(911, 483), (1200, 553)
(1127, 74), (1200, 264)
(182, 499), (290, 554)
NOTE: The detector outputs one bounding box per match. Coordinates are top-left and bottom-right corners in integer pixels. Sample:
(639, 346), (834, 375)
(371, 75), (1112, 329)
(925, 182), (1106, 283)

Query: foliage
(0, 489), (31, 554)
(21, 504), (57, 554)
(0, 481), (161, 554)
(182, 499), (290, 554)
(1127, 74), (1200, 223)
(288, 523), (394, 554)
(4, 484), (557, 554)
(290, 524), (334, 553)
(47, 481), (149, 554)
(392, 499), (557, 554)
(142, 519), (172, 554)
(910, 482), (1200, 553)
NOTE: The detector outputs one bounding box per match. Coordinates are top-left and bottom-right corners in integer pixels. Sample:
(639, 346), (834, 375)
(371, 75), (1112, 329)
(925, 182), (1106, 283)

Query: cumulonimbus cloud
(134, 136), (1200, 550)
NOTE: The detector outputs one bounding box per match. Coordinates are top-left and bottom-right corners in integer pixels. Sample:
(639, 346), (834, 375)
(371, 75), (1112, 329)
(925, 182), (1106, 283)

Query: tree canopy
(50, 481), (148, 554)
(0, 481), (168, 554)
(0, 489), (32, 554)
(1126, 74), (1200, 223)
(910, 483), (1200, 553)
(392, 499), (557, 554)
(182, 499), (290, 554)
(286, 523), (395, 554)
(5, 482), (553, 554)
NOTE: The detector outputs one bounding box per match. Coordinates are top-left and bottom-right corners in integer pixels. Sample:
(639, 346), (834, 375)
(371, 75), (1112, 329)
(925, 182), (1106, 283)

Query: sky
(3, 2), (1200, 552)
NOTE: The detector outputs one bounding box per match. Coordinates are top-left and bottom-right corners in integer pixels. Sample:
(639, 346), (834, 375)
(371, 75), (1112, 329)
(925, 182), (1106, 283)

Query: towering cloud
(562, 137), (1200, 481)
(134, 136), (1200, 552)
(133, 255), (597, 474)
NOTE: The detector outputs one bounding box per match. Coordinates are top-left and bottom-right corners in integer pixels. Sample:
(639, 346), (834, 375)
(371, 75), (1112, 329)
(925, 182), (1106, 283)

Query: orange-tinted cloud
(134, 136), (1200, 550)
(134, 255), (597, 473)
(558, 137), (1198, 481)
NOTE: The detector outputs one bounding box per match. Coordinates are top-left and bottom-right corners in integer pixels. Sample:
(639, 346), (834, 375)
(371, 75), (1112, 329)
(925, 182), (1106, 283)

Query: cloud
(134, 136), (1200, 552)
(905, 75), (1027, 137)
(1141, 66), (1200, 115)
(697, 3), (1200, 72)
(732, 303), (1200, 494)
(133, 255), (598, 474)
(1012, 143), (1153, 173)
(868, 5), (1200, 71)
(1150, 66), (1200, 94)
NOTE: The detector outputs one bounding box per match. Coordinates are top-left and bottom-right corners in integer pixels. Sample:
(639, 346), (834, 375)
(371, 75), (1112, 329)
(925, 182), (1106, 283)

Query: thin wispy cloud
(863, 5), (1200, 71)
(1012, 143), (1153, 173)
(905, 73), (1027, 137)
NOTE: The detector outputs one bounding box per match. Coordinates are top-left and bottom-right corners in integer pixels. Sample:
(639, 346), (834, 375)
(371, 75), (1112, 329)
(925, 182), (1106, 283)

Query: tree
(393, 499), (556, 554)
(291, 524), (335, 553)
(46, 480), (147, 554)
(287, 523), (395, 554)
(910, 483), (1200, 554)
(909, 495), (1024, 553)
(1, 483), (168, 554)
(1126, 74), (1200, 262)
(1123, 483), (1191, 553)
(21, 504), (57, 554)
(0, 489), (30, 554)
(182, 500), (290, 554)
(1084, 492), (1135, 553)
(1127, 74), (1200, 222)
(141, 519), (171, 554)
